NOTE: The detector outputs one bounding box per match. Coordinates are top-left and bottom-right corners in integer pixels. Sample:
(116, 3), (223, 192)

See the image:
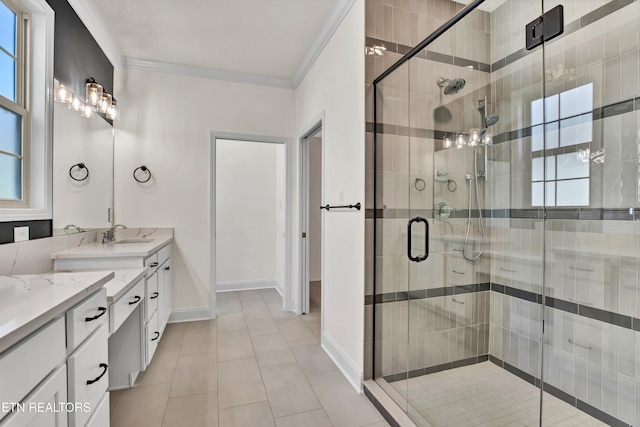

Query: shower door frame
(371, 0), (552, 425)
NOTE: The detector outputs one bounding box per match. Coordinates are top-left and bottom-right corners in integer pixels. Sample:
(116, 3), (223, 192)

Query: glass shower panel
(373, 61), (411, 414)
(541, 1), (640, 426)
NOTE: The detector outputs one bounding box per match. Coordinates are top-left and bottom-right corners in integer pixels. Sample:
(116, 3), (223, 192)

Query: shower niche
(371, 0), (640, 426)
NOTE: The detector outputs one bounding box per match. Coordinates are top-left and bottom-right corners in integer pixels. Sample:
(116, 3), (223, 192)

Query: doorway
(210, 132), (290, 319)
(299, 123), (323, 317)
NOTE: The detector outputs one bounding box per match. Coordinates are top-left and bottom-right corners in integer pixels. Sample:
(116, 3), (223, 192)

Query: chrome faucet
(102, 224), (127, 243)
(63, 224), (85, 233)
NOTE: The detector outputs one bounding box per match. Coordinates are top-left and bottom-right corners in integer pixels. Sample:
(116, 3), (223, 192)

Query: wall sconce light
(456, 133), (466, 149)
(85, 78), (103, 106)
(97, 91), (112, 114)
(469, 128), (480, 147)
(54, 81), (73, 104)
(54, 78), (120, 120)
(106, 99), (119, 120)
(442, 134), (452, 149)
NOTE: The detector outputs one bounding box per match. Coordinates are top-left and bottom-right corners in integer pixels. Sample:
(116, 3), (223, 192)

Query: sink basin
(113, 238), (154, 244)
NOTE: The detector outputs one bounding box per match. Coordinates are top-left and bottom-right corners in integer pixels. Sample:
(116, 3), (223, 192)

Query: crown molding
(65, 0), (123, 67)
(291, 0), (356, 88)
(123, 58), (295, 89)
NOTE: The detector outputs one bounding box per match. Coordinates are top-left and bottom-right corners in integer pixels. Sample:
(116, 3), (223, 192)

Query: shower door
(540, 1), (640, 426)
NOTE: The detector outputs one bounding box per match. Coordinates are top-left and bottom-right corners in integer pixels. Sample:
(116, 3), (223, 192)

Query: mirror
(52, 95), (114, 234)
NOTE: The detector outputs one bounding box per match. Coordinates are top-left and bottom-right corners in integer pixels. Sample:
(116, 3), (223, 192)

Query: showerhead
(437, 77), (466, 95)
(485, 112), (499, 127)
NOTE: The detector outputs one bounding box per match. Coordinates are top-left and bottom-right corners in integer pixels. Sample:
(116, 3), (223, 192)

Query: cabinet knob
(164, 266), (171, 271)
(129, 295), (142, 305)
(150, 262), (159, 267)
(150, 292), (159, 299)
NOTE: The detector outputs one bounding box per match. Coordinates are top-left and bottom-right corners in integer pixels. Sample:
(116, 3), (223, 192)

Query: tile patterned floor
(109, 289), (388, 427)
(389, 362), (608, 427)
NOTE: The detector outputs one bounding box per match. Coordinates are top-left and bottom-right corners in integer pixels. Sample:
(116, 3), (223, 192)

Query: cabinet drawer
(145, 311), (160, 366)
(146, 273), (159, 323)
(67, 288), (108, 349)
(68, 324), (109, 427)
(85, 392), (109, 427)
(144, 253), (159, 276)
(110, 279), (144, 334)
(0, 317), (65, 420)
(0, 365), (68, 427)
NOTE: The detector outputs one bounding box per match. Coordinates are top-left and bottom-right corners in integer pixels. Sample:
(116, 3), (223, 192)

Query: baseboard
(274, 281), (284, 298)
(168, 307), (210, 323)
(217, 279), (277, 292)
(321, 332), (363, 394)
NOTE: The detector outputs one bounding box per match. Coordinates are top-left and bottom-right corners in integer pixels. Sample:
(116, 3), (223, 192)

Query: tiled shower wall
(367, 0), (640, 425)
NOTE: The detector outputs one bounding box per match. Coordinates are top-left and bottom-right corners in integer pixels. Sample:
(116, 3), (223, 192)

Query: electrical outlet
(14, 226), (29, 242)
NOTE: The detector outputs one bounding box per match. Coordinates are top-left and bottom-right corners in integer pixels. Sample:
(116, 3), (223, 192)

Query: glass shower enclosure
(372, 0), (640, 426)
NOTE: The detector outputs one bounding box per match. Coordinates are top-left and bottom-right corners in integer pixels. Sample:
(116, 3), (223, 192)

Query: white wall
(114, 68), (295, 311)
(308, 136), (322, 282)
(293, 0), (365, 386)
(216, 140), (284, 287)
(52, 102), (114, 231)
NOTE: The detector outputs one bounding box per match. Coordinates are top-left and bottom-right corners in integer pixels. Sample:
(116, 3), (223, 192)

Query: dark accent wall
(0, 220), (52, 244)
(46, 0), (114, 124)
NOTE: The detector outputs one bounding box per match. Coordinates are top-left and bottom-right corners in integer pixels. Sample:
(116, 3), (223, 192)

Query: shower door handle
(407, 217), (429, 262)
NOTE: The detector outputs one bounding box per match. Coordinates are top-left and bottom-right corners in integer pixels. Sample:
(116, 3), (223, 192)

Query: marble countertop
(0, 271), (114, 354)
(104, 268), (148, 303)
(51, 235), (173, 260)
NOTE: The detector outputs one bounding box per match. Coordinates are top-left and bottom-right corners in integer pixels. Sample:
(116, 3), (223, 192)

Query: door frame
(209, 131), (292, 319)
(297, 112), (325, 316)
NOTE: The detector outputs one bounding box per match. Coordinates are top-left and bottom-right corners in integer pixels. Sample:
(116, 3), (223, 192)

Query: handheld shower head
(437, 77), (466, 95)
(485, 112), (500, 127)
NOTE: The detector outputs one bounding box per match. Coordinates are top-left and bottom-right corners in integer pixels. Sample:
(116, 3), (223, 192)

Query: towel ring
(69, 163), (89, 181)
(133, 166), (152, 183)
(414, 178), (426, 191)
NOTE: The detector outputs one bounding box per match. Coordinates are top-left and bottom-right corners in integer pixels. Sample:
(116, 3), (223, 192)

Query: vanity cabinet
(0, 288), (109, 427)
(53, 240), (173, 373)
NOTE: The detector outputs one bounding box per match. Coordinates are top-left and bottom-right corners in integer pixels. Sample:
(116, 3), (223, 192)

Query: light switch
(14, 226), (29, 242)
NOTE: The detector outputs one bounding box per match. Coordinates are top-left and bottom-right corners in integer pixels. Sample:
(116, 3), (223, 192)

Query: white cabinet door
(145, 311), (159, 366)
(85, 393), (109, 427)
(68, 325), (109, 427)
(0, 365), (68, 427)
(145, 272), (158, 323)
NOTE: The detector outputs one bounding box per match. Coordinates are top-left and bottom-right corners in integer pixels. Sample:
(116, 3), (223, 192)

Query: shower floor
(389, 362), (607, 427)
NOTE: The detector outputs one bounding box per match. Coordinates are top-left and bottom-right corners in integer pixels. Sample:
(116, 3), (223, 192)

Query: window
(531, 84), (593, 207)
(0, 0), (28, 206)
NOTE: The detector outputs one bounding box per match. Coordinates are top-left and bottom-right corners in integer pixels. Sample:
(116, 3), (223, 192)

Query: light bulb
(456, 134), (466, 149)
(106, 100), (119, 120)
(69, 95), (84, 112)
(483, 135), (492, 145)
(97, 92), (112, 114)
(81, 104), (94, 119)
(469, 128), (480, 146)
(54, 82), (73, 104)
(442, 134), (452, 149)
(86, 80), (103, 106)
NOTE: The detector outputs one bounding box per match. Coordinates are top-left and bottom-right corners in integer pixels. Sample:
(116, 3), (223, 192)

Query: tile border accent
(492, 282), (640, 332)
(369, 96), (640, 153)
(366, 283), (490, 305)
(366, 36), (491, 73)
(489, 355), (634, 427)
(367, 207), (640, 222)
(382, 355), (489, 383)
(491, 0), (636, 72)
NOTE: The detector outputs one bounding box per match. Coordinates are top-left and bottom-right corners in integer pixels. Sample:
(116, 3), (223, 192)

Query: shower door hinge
(302, 232), (307, 238)
(525, 5), (564, 50)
